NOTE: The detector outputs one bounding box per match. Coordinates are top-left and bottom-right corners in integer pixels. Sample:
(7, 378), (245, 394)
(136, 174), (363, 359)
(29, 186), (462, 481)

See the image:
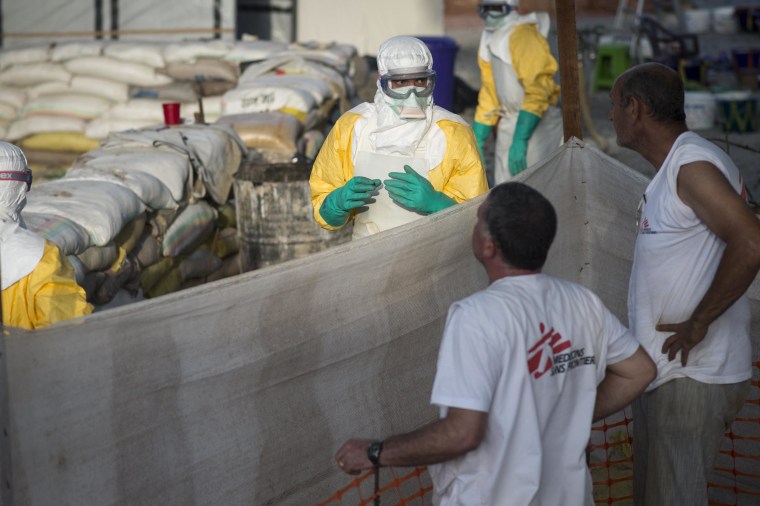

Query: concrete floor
(443, 12), (760, 201)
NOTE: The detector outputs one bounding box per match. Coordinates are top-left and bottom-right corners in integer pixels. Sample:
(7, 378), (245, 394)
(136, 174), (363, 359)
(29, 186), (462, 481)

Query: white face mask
(0, 179), (28, 223)
(385, 86), (431, 119)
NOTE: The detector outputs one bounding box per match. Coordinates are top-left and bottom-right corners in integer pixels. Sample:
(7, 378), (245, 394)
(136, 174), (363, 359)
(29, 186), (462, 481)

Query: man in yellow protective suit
(310, 35), (488, 239)
(472, 0), (563, 184)
(0, 142), (92, 329)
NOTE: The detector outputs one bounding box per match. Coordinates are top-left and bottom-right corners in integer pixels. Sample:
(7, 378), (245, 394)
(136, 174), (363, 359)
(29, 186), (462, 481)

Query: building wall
(445, 0), (618, 17)
(296, 0), (444, 56)
(1, 0), (236, 48)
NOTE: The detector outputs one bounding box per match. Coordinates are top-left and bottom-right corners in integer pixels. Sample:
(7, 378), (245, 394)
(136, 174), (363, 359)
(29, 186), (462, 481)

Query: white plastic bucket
(712, 7), (737, 34)
(684, 9), (712, 34)
(684, 91), (716, 130)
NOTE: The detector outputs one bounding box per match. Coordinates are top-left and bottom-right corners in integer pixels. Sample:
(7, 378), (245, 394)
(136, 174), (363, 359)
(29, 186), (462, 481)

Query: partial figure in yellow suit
(473, 0), (564, 184)
(310, 35), (488, 239)
(0, 142), (93, 329)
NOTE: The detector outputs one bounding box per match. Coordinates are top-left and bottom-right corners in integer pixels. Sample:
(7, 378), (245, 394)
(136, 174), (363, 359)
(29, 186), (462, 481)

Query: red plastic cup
(162, 102), (181, 125)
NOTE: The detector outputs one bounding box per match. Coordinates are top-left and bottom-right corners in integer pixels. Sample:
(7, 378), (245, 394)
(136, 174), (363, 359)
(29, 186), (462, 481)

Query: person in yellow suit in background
(472, 0), (563, 184)
(310, 35), (488, 239)
(0, 142), (92, 330)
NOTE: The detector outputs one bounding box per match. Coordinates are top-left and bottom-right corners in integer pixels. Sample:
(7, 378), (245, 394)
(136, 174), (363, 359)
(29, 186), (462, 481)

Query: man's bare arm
(594, 347), (656, 422)
(335, 407), (487, 474)
(659, 161), (760, 365)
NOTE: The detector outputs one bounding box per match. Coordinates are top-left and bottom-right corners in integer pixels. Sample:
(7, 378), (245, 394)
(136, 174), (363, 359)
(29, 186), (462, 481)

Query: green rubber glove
(383, 165), (456, 215)
(472, 121), (493, 162)
(319, 176), (381, 227)
(509, 110), (541, 176)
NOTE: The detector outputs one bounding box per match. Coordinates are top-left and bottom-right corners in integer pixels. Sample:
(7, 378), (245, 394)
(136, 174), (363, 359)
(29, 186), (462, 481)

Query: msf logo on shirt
(636, 193), (655, 235)
(527, 323), (571, 379)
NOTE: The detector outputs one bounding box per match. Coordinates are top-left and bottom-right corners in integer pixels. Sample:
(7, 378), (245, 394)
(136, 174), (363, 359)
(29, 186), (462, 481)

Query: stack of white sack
(0, 42), (165, 149)
(0, 44), (79, 145)
(65, 41), (186, 142)
(0, 41), (220, 150)
(90, 39), (245, 138)
(0, 39), (359, 163)
(0, 86), (28, 140)
(222, 40), (356, 131)
(20, 123), (248, 307)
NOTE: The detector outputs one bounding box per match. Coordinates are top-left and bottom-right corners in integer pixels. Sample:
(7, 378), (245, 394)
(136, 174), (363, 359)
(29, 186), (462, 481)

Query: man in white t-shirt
(334, 182), (655, 505)
(610, 62), (760, 506)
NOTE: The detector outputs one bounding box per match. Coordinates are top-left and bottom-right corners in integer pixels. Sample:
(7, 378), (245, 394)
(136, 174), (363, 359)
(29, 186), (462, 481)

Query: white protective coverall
(310, 36), (487, 239)
(475, 1), (564, 184)
(0, 142), (92, 329)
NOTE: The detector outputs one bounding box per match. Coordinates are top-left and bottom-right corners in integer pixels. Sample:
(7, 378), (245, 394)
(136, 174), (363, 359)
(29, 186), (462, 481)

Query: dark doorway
(236, 0), (295, 43)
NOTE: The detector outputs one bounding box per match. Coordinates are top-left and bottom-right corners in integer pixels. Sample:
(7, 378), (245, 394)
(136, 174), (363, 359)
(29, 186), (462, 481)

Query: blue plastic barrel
(416, 36), (459, 111)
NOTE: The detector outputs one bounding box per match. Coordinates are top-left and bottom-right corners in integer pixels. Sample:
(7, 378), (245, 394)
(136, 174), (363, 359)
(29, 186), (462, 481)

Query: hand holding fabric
(509, 110), (541, 176)
(472, 121), (493, 163)
(384, 165), (456, 215)
(319, 176), (381, 227)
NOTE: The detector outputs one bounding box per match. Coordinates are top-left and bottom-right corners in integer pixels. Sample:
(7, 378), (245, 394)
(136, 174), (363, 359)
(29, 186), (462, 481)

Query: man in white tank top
(610, 62), (760, 506)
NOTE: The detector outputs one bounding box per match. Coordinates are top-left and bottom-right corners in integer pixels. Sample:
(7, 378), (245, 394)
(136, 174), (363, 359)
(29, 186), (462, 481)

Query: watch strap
(367, 440), (384, 466)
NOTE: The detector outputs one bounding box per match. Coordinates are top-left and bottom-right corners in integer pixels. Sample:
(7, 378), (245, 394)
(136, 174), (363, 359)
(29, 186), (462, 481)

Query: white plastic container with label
(684, 91), (717, 130)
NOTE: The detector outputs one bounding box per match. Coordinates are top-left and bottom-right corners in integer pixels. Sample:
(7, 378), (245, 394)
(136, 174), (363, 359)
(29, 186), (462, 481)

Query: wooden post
(555, 0), (583, 141)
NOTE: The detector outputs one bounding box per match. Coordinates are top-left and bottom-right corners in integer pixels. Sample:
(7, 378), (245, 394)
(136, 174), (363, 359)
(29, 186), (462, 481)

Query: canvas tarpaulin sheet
(0, 138), (758, 505)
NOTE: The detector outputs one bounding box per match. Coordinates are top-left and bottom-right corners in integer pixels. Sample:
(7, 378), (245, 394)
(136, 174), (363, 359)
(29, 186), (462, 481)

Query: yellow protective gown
(475, 16), (563, 183)
(310, 110), (488, 231)
(474, 23), (560, 124)
(2, 240), (93, 330)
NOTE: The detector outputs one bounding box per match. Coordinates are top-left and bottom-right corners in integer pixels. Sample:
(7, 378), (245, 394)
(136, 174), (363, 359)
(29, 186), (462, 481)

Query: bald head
(615, 62), (686, 124)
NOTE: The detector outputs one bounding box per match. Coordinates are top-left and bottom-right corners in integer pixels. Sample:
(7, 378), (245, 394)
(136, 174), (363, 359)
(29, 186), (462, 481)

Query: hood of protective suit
(480, 1), (548, 34)
(0, 142), (30, 224)
(483, 7), (528, 31)
(480, 0), (520, 29)
(370, 36), (436, 156)
(0, 142), (44, 290)
(377, 35), (433, 77)
(480, 10), (551, 62)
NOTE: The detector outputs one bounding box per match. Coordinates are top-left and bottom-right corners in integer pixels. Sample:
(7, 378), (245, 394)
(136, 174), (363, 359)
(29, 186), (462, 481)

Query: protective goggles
(380, 71), (436, 99)
(0, 169), (32, 191)
(478, 2), (513, 19)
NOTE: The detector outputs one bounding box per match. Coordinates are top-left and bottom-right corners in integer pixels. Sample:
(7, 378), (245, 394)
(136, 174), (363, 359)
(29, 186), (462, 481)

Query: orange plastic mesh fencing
(320, 362), (760, 506)
(318, 466), (432, 506)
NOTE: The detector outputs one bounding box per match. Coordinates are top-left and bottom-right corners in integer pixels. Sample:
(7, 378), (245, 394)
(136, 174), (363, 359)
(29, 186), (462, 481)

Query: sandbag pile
(0, 39), (360, 164)
(20, 123), (247, 306)
(219, 41), (357, 162)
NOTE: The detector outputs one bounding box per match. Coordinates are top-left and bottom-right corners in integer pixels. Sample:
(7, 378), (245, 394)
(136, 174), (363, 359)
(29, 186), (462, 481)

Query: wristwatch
(367, 440), (384, 466)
